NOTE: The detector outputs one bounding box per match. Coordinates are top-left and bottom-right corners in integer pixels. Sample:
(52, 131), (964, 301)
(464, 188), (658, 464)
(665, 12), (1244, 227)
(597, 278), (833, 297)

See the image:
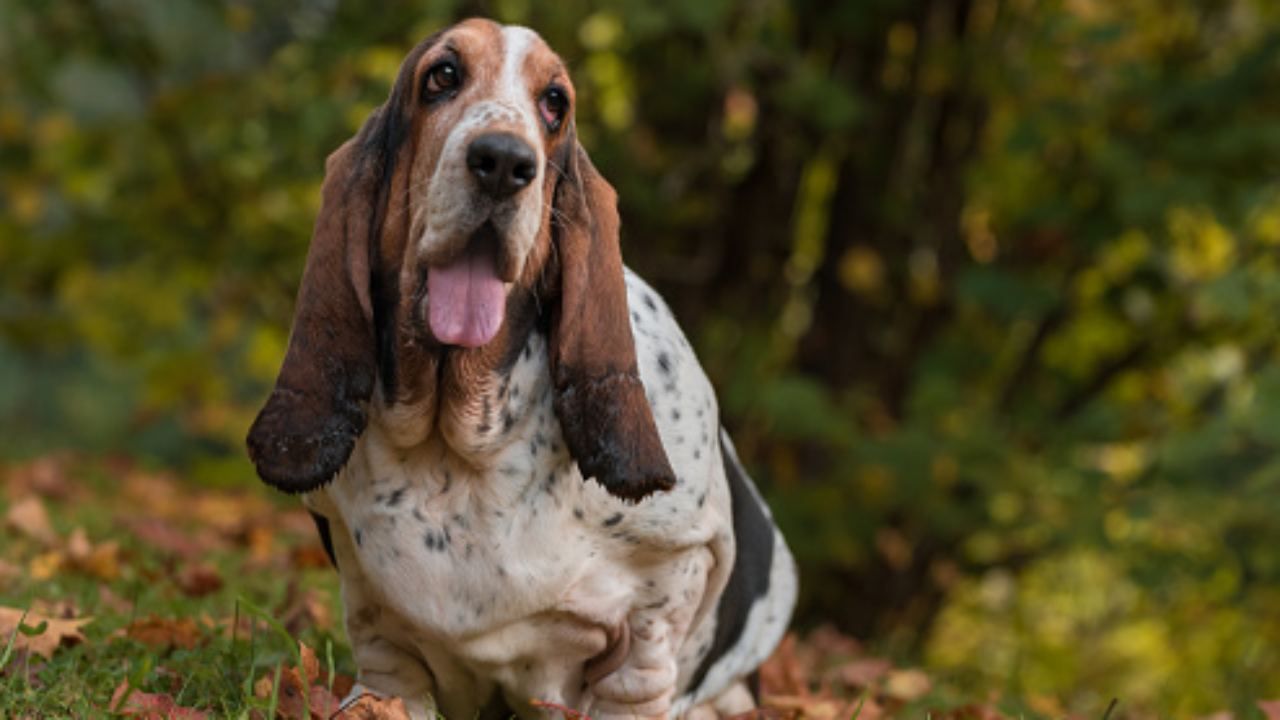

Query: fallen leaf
(291, 545), (333, 570)
(0, 606), (92, 659)
(6, 496), (57, 544)
(724, 710), (787, 720)
(277, 582), (333, 634)
(125, 616), (204, 650)
(1259, 700), (1280, 720)
(110, 679), (210, 719)
(758, 634), (808, 698)
(5, 455), (73, 501)
(883, 668), (931, 702)
(253, 642), (346, 719)
(125, 518), (207, 558)
(28, 550), (64, 580)
(835, 657), (892, 688)
(764, 694), (848, 720)
(0, 558), (19, 587)
(97, 584), (134, 614)
(65, 527), (121, 580)
(175, 564), (224, 598)
(337, 694), (414, 719)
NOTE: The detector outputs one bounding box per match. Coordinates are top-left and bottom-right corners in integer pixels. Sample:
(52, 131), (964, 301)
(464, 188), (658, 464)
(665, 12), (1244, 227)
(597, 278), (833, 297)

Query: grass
(0, 455), (1067, 719)
(0, 456), (350, 717)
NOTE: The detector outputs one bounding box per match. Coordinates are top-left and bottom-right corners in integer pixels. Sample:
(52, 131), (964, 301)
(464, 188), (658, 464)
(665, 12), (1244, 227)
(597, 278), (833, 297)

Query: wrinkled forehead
(415, 19), (569, 97)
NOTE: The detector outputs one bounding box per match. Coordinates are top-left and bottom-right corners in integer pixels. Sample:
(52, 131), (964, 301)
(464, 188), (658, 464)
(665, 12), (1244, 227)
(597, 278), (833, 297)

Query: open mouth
(426, 224), (507, 348)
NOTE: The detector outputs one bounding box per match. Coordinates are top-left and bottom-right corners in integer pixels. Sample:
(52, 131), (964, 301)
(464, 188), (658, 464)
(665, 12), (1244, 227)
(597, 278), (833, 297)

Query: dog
(246, 18), (796, 720)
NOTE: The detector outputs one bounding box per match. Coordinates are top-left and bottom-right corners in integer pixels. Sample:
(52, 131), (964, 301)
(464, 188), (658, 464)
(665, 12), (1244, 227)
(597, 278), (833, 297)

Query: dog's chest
(317, 337), (635, 642)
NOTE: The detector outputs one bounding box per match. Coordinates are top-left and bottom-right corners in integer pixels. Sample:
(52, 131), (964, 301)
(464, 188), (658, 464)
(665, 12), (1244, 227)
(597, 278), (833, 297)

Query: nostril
(512, 159), (536, 185)
(468, 152), (497, 177)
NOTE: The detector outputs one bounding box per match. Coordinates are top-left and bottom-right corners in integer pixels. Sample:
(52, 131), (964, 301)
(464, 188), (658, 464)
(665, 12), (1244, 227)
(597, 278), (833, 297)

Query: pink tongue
(427, 244), (506, 348)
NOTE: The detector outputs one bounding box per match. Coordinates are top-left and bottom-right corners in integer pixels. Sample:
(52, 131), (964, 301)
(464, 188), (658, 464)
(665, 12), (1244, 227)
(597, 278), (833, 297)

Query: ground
(0, 454), (1270, 720)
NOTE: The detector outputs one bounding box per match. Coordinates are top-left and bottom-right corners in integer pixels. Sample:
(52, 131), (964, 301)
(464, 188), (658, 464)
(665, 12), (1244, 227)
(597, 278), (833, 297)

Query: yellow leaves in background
(838, 246), (886, 297)
(1169, 206), (1235, 282)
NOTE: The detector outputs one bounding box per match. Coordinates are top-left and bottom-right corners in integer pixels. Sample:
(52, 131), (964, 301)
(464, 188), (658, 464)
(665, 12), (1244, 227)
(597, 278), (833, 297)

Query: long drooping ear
(549, 136), (676, 502)
(246, 136), (380, 494)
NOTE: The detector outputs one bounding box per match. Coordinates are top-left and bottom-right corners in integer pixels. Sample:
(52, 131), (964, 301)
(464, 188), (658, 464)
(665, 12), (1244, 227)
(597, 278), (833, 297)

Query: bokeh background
(3, 0), (1280, 714)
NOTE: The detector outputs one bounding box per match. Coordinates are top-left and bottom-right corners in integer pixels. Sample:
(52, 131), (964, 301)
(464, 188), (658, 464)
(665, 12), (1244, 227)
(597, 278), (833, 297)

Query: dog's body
(247, 19), (795, 719)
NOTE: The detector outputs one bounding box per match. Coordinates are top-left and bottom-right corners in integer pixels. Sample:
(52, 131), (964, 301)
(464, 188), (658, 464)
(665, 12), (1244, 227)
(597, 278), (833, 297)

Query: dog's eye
(539, 87), (568, 131)
(423, 60), (462, 101)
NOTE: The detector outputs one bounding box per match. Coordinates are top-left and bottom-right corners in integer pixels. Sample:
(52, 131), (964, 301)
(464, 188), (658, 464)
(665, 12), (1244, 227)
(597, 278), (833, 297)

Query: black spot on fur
(573, 507), (584, 519)
(644, 293), (657, 311)
(657, 352), (672, 375)
(386, 486), (406, 507)
(354, 528), (363, 547)
(602, 513), (624, 527)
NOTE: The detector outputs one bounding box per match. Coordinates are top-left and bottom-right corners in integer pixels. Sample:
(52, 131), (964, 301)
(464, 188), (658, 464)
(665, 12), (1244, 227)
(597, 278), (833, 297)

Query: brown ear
(246, 135), (379, 494)
(549, 137), (676, 502)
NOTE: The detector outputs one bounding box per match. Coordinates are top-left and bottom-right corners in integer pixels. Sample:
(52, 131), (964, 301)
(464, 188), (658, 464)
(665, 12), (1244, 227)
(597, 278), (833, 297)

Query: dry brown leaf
(883, 668), (931, 702)
(5, 455), (73, 501)
(125, 518), (206, 558)
(97, 584), (134, 614)
(834, 657), (892, 688)
(278, 583), (333, 634)
(759, 634), (808, 698)
(28, 550), (64, 580)
(336, 694), (413, 720)
(65, 527), (121, 580)
(125, 616), (204, 650)
(725, 710), (788, 720)
(6, 496), (57, 544)
(1259, 700), (1280, 720)
(291, 544), (333, 570)
(123, 471), (183, 518)
(252, 642), (347, 719)
(0, 606), (92, 659)
(764, 694), (848, 720)
(0, 558), (19, 587)
(110, 679), (210, 719)
(175, 564), (224, 598)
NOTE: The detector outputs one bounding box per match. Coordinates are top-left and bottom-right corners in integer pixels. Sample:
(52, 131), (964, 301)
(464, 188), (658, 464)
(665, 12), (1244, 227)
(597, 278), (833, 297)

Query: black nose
(466, 133), (537, 198)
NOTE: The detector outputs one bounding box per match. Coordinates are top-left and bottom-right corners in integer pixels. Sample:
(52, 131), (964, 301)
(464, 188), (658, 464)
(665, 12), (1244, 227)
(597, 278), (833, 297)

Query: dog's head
(246, 19), (675, 502)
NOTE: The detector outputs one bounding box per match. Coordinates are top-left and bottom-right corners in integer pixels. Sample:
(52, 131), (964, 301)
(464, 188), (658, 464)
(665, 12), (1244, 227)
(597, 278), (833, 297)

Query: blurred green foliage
(3, 0), (1280, 714)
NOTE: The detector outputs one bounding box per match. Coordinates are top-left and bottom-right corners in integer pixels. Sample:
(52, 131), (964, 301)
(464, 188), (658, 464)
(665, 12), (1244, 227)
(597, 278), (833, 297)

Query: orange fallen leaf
(6, 496), (57, 544)
(337, 693), (413, 719)
(5, 455), (73, 501)
(175, 564), (224, 598)
(125, 518), (208, 558)
(0, 558), (20, 587)
(883, 668), (931, 702)
(253, 642), (346, 719)
(125, 616), (204, 650)
(110, 679), (210, 719)
(834, 657), (891, 688)
(759, 634), (808, 698)
(66, 527), (121, 580)
(1259, 699), (1280, 720)
(0, 606), (92, 659)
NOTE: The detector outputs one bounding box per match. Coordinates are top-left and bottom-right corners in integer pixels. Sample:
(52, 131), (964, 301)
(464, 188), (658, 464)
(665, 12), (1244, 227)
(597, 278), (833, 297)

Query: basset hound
(246, 18), (796, 720)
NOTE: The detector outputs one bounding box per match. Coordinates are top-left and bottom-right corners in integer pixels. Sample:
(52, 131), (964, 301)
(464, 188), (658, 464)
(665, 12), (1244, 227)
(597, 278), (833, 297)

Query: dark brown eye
(423, 60), (461, 101)
(539, 87), (568, 131)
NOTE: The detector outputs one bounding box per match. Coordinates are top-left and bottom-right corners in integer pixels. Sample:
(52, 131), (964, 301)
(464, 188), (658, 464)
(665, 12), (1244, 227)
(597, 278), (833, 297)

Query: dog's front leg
(322, 508), (438, 720)
(585, 546), (714, 720)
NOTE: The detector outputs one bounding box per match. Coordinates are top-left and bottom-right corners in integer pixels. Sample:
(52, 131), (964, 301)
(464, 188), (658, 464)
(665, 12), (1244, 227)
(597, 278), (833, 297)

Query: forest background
(3, 0), (1280, 716)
